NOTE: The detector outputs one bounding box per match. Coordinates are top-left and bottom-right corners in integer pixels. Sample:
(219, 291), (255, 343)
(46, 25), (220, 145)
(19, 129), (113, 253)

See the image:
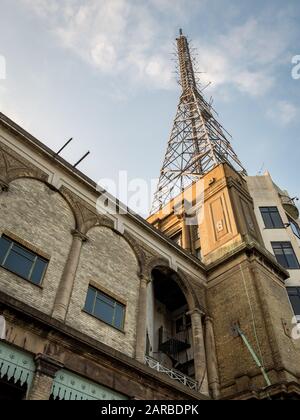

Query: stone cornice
(206, 239), (289, 281)
(226, 381), (300, 400)
(35, 353), (64, 378)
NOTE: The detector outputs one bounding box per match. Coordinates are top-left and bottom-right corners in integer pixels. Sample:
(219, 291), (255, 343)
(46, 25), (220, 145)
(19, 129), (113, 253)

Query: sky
(0, 0), (299, 216)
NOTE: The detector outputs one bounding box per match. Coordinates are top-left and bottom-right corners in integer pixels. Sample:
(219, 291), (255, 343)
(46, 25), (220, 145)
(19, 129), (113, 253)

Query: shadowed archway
(147, 266), (195, 378)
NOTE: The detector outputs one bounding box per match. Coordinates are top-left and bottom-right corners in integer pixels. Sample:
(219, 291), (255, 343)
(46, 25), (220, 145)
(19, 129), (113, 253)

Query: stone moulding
(51, 369), (127, 401)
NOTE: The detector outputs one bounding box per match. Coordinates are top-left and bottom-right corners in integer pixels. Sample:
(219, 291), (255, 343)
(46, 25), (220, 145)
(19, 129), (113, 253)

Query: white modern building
(247, 173), (300, 319)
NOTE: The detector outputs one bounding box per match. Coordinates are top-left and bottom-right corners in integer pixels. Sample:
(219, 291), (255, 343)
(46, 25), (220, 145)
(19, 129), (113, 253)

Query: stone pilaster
(188, 308), (209, 395)
(181, 215), (191, 251)
(204, 316), (220, 399)
(27, 354), (64, 400)
(135, 275), (150, 364)
(52, 229), (88, 322)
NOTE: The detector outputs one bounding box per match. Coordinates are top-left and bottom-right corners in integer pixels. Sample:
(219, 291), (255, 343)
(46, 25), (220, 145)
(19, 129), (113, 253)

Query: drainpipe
(232, 324), (272, 388)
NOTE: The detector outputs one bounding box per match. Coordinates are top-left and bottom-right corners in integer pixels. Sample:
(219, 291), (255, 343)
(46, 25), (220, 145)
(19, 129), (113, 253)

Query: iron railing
(145, 355), (198, 391)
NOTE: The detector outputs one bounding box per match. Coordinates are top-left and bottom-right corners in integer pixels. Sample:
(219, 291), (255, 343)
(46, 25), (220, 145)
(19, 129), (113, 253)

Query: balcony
(279, 194), (299, 220)
(145, 356), (198, 391)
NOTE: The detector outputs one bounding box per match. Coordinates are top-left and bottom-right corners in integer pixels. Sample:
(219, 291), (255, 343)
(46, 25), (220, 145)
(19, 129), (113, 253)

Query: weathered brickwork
(207, 254), (300, 398)
(253, 264), (300, 378)
(66, 226), (140, 357)
(27, 372), (54, 400)
(0, 178), (74, 315)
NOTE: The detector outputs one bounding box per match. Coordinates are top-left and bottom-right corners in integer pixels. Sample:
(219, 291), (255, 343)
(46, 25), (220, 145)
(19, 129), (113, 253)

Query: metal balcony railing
(145, 355), (198, 391)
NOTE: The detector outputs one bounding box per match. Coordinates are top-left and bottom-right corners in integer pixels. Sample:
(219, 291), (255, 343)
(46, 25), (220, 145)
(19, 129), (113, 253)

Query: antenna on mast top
(179, 28), (183, 36)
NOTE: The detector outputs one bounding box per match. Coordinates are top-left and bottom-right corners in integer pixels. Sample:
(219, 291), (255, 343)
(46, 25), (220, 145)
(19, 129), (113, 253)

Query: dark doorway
(0, 376), (27, 400)
(151, 267), (195, 377)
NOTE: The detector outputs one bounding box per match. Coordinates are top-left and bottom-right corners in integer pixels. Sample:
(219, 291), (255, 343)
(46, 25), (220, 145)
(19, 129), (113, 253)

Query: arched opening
(147, 267), (195, 379)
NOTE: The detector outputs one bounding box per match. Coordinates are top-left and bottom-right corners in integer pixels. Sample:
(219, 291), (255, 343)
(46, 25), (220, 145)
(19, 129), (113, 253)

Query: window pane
(289, 295), (300, 316)
(284, 248), (300, 269)
(273, 244), (288, 267)
(275, 254), (288, 268)
(114, 304), (125, 329)
(288, 288), (298, 296)
(272, 242), (300, 269)
(98, 293), (115, 307)
(11, 244), (36, 262)
(270, 212), (284, 228)
(84, 287), (96, 313)
(31, 258), (47, 285)
(4, 250), (32, 279)
(94, 298), (114, 325)
(290, 219), (300, 239)
(0, 237), (11, 264)
(261, 212), (273, 229)
(261, 207), (283, 228)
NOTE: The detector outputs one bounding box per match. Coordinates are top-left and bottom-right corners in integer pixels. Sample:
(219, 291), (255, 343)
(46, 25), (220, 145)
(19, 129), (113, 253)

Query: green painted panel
(52, 369), (128, 401)
(0, 341), (35, 387)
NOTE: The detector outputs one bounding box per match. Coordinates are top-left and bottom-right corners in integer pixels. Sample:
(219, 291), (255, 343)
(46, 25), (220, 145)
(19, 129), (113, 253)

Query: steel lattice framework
(151, 30), (246, 213)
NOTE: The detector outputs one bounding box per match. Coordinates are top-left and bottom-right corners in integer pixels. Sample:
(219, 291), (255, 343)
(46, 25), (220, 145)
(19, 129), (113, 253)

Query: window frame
(260, 206), (284, 229)
(83, 286), (126, 332)
(288, 216), (300, 239)
(0, 235), (48, 286)
(271, 241), (300, 270)
(287, 287), (300, 321)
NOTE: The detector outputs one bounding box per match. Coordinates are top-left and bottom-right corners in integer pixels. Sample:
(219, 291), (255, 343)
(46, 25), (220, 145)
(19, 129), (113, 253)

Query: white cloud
(195, 15), (293, 97)
(234, 71), (275, 96)
(20, 0), (295, 98)
(267, 101), (299, 126)
(20, 0), (183, 91)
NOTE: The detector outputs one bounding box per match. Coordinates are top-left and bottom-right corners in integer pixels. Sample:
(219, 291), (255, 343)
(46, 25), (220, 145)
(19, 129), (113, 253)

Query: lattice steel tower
(151, 30), (246, 213)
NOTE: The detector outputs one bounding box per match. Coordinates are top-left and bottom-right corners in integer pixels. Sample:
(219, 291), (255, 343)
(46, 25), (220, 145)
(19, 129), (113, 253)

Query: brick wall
(0, 178), (74, 315)
(207, 256), (300, 398)
(65, 226), (140, 357)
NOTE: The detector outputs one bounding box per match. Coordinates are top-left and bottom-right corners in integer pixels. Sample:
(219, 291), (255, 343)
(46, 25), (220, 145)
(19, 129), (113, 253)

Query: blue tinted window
(84, 286), (125, 330)
(114, 304), (125, 330)
(31, 258), (47, 285)
(4, 250), (33, 278)
(84, 287), (96, 313)
(0, 237), (10, 263)
(288, 288), (300, 317)
(288, 217), (300, 239)
(260, 207), (284, 229)
(272, 242), (300, 269)
(0, 236), (48, 285)
(94, 299), (114, 324)
(12, 244), (35, 261)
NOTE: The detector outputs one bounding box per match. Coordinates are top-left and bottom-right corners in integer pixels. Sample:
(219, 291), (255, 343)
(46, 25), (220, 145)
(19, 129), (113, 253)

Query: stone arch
(0, 144), (49, 185)
(4, 176), (78, 231)
(5, 169), (48, 184)
(146, 257), (198, 311)
(85, 224), (146, 277)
